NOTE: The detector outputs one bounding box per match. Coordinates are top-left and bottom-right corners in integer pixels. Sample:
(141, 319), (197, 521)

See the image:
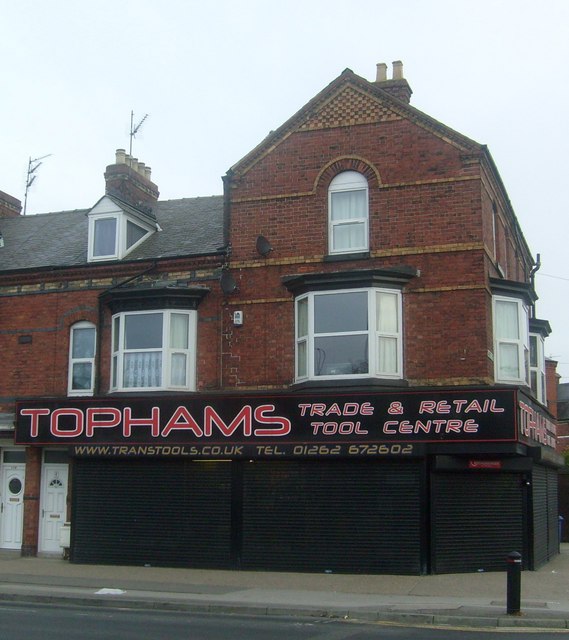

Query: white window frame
(295, 287), (402, 382)
(111, 309), (197, 392)
(68, 321), (96, 396)
(89, 214), (119, 260)
(328, 171), (369, 255)
(88, 208), (154, 262)
(493, 295), (529, 385)
(529, 332), (546, 403)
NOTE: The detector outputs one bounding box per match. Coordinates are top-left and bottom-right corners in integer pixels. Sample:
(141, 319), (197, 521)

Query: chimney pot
(115, 148), (126, 164)
(137, 161), (146, 176)
(392, 60), (404, 80)
(144, 166), (152, 180)
(376, 62), (388, 82)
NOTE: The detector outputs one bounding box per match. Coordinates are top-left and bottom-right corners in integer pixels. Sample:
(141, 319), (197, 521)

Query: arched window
(328, 171), (369, 254)
(68, 321), (96, 396)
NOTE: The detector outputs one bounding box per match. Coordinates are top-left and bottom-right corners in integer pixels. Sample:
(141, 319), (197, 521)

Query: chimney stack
(0, 191), (22, 218)
(104, 149), (159, 213)
(374, 60), (413, 103)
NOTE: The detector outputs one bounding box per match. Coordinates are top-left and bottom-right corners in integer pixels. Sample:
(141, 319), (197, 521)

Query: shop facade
(15, 386), (559, 574)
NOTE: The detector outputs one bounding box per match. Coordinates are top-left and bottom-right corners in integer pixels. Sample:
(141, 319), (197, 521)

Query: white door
(0, 464), (26, 549)
(39, 465), (68, 554)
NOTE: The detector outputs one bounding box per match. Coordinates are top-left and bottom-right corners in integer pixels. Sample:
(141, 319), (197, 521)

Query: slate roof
(0, 195), (225, 272)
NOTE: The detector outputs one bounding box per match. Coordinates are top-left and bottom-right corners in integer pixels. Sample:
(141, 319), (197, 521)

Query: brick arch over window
(314, 157), (381, 194)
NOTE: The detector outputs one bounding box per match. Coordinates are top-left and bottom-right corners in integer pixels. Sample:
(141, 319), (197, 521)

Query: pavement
(2, 546), (569, 631)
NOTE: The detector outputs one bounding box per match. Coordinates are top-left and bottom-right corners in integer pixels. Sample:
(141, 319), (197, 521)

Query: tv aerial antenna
(129, 111), (149, 162)
(23, 153), (52, 215)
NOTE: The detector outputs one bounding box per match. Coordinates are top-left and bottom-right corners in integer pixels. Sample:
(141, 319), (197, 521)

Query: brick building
(0, 62), (561, 574)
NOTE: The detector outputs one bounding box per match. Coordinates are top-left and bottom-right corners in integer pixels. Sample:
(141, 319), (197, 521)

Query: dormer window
(88, 196), (155, 262)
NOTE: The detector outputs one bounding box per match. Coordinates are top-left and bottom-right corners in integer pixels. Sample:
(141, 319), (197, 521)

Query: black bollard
(506, 551), (522, 615)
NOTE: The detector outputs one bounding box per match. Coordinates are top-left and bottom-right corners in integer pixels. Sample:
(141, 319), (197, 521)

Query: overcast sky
(2, 0), (568, 382)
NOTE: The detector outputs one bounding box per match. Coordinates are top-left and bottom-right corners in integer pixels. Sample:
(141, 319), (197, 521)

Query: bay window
(295, 288), (402, 381)
(111, 309), (196, 391)
(493, 296), (529, 384)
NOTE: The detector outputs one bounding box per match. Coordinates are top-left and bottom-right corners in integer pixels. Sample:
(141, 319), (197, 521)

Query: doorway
(39, 452), (69, 554)
(0, 450), (26, 549)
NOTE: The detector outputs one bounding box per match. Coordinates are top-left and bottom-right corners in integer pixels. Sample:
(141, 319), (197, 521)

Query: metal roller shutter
(241, 460), (424, 575)
(432, 472), (525, 574)
(532, 465), (560, 568)
(532, 465), (549, 568)
(71, 459), (232, 567)
(547, 468), (559, 560)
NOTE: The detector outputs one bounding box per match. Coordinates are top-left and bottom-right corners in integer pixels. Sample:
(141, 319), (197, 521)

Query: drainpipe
(529, 253), (541, 318)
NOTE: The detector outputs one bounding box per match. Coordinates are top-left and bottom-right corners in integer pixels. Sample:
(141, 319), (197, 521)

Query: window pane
(113, 316), (120, 352)
(332, 222), (366, 251)
(331, 190), (366, 221)
(297, 340), (307, 378)
(72, 327), (95, 358)
(498, 343), (519, 379)
(314, 292), (367, 333)
(171, 353), (187, 386)
(495, 300), (519, 339)
(297, 298), (308, 339)
(314, 335), (369, 376)
(170, 313), (189, 349)
(377, 292), (398, 333)
(530, 370), (538, 396)
(94, 218), (117, 256)
(529, 335), (538, 367)
(125, 313), (163, 349)
(72, 362), (93, 390)
(3, 451), (26, 463)
(126, 220), (147, 249)
(378, 337), (398, 374)
(123, 352), (162, 388)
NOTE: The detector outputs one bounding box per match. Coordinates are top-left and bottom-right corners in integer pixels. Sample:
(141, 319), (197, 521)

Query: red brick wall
(222, 107), (510, 388)
(0, 268), (225, 406)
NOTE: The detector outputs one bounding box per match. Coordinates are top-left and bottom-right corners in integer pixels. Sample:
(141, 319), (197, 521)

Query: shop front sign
(15, 387), (544, 458)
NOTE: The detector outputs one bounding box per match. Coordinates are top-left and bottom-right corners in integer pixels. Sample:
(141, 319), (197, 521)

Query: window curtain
(331, 190), (366, 251)
(376, 292), (399, 374)
(495, 300), (519, 339)
(331, 190), (366, 221)
(170, 313), (189, 349)
(124, 352), (162, 388)
(495, 300), (521, 380)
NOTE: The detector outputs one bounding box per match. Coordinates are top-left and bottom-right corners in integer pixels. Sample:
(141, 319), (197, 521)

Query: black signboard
(16, 388), (520, 459)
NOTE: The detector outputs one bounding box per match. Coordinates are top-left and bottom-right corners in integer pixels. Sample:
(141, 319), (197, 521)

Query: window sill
(290, 377), (409, 392)
(324, 251), (370, 263)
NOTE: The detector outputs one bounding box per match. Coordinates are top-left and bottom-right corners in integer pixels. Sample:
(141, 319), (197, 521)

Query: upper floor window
(529, 332), (546, 403)
(328, 171), (369, 255)
(295, 288), (402, 381)
(111, 310), (196, 391)
(87, 196), (154, 262)
(68, 321), (96, 396)
(493, 296), (529, 385)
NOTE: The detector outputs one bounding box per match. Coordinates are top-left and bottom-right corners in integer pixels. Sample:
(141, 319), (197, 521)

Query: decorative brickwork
(299, 86), (401, 131)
